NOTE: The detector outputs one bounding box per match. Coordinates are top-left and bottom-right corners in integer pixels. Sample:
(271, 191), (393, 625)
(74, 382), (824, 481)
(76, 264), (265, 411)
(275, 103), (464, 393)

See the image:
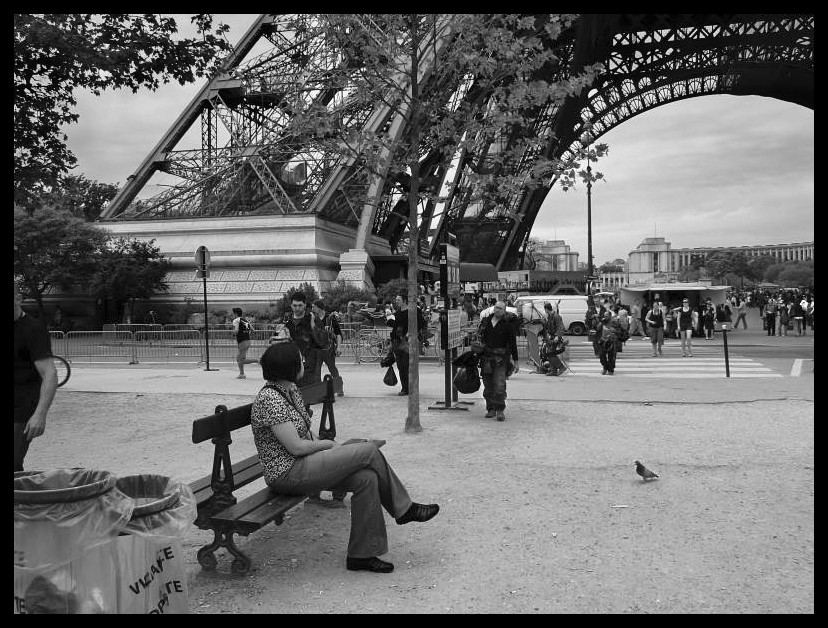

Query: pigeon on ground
(634, 460), (659, 481)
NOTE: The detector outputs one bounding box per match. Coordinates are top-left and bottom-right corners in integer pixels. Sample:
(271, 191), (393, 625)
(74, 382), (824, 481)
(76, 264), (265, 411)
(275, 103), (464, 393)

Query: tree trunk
(405, 16), (422, 434)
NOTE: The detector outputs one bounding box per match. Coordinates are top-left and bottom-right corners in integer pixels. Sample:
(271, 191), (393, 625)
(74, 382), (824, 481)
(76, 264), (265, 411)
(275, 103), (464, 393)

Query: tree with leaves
(284, 14), (604, 432)
(87, 237), (172, 324)
(14, 205), (110, 318)
(14, 13), (232, 208)
(42, 174), (119, 222)
(523, 238), (545, 270)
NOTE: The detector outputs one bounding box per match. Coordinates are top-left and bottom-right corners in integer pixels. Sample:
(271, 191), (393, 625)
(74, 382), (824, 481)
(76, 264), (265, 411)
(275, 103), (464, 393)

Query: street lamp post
(586, 135), (594, 293)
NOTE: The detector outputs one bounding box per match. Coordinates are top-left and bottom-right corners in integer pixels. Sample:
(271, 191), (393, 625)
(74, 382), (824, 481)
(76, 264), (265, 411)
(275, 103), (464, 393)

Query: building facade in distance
(626, 237), (814, 286)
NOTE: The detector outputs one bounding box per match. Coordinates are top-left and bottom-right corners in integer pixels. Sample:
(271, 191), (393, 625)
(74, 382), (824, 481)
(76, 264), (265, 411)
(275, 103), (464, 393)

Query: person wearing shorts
(232, 307), (258, 379)
(676, 299), (698, 358)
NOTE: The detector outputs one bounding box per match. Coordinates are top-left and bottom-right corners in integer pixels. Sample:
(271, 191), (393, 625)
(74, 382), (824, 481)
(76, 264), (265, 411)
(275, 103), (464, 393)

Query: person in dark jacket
(477, 301), (519, 421)
(283, 292), (325, 386)
(387, 294), (427, 396)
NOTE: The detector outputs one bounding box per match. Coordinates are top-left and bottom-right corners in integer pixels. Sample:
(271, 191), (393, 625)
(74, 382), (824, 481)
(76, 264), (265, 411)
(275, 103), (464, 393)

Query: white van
(513, 294), (590, 335)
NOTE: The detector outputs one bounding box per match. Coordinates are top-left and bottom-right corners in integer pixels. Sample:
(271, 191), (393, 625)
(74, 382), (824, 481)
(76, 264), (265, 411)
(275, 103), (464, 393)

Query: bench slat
(190, 376), (341, 444)
(192, 404), (253, 443)
(211, 488), (307, 531)
(191, 454), (263, 505)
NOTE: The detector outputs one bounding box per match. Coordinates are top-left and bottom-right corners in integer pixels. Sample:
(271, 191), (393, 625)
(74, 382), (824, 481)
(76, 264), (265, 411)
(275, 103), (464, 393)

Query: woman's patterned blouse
(250, 381), (312, 484)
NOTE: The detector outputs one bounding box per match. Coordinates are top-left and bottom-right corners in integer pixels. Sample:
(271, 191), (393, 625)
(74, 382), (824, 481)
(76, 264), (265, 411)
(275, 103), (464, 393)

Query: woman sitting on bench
(251, 341), (440, 574)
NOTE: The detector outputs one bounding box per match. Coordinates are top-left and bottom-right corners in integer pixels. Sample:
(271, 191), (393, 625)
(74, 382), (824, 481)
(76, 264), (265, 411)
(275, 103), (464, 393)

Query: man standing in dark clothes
(388, 294), (427, 396)
(312, 299), (344, 395)
(14, 283), (58, 471)
(283, 292), (324, 386)
(477, 301), (519, 421)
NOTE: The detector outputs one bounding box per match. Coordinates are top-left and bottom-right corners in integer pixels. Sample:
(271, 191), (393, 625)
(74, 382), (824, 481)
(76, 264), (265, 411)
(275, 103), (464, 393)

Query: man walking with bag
(387, 294), (427, 396)
(478, 301), (519, 421)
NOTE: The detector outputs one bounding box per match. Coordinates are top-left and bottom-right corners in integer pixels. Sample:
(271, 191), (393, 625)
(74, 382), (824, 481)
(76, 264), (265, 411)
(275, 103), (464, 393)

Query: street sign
(439, 243), (461, 303)
(440, 309), (464, 350)
(195, 245), (211, 268)
(194, 245), (217, 371)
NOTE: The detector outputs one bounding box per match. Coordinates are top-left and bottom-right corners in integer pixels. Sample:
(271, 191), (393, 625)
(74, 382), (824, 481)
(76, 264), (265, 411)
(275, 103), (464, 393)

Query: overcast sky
(63, 14), (814, 265)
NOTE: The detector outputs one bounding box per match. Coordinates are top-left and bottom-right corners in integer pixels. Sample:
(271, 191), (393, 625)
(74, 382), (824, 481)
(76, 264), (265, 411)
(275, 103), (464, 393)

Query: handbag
(453, 365), (481, 394)
(380, 348), (396, 368)
(383, 365), (398, 386)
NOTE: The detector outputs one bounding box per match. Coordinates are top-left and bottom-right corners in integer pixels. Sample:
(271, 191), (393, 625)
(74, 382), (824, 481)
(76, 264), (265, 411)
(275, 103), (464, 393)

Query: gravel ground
(25, 390), (814, 614)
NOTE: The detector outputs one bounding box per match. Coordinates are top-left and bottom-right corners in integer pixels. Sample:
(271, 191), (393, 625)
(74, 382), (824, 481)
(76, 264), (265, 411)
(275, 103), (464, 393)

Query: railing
(48, 323), (530, 366)
(132, 331), (203, 363)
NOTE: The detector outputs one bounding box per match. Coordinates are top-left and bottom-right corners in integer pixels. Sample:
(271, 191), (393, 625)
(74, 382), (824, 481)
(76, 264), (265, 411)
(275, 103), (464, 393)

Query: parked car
(513, 294), (590, 335)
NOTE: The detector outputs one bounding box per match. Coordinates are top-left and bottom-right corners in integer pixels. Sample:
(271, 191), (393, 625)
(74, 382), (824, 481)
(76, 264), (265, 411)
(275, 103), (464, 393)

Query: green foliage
(284, 14), (606, 217)
(14, 14), (232, 207)
(42, 174), (119, 221)
(14, 205), (110, 317)
(746, 255), (776, 283)
(322, 282), (375, 313)
(676, 267), (703, 282)
(274, 282), (320, 319)
(87, 237), (172, 322)
(777, 263), (814, 290)
(376, 278), (409, 305)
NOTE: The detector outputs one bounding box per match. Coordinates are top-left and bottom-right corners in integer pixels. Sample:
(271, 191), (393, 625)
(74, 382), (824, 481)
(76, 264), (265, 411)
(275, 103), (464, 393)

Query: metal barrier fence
(63, 331), (137, 363)
(50, 323), (529, 366)
(132, 331), (203, 362)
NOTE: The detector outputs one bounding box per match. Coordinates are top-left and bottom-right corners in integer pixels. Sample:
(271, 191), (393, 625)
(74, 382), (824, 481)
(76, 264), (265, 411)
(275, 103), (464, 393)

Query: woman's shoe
(396, 503), (440, 525)
(346, 556), (394, 573)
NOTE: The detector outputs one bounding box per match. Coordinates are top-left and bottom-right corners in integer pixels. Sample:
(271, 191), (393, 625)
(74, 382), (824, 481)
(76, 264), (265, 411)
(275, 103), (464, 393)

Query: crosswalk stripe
(537, 340), (781, 377)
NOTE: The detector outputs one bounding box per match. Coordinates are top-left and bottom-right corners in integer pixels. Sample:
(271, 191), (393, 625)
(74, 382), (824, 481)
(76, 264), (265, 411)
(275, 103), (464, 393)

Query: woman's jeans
(267, 443), (412, 558)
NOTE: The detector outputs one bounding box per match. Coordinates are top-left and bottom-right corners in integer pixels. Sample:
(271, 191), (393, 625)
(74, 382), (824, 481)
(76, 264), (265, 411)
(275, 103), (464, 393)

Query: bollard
(720, 322), (731, 377)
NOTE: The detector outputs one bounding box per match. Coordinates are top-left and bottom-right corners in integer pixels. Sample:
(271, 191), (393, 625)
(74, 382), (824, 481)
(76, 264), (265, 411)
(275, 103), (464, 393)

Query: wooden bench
(190, 375), (342, 575)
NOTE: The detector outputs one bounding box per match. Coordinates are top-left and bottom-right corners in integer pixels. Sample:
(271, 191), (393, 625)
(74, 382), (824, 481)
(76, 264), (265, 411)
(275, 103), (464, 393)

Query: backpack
(236, 317), (251, 342)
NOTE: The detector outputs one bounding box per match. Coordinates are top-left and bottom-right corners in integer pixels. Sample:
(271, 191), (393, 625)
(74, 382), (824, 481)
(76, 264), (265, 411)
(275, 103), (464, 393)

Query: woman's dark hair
(260, 342), (303, 382)
(232, 307), (243, 316)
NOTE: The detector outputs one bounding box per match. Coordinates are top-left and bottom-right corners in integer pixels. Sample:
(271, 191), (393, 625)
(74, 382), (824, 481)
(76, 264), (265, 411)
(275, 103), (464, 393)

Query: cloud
(536, 95), (813, 263)
(59, 16), (813, 267)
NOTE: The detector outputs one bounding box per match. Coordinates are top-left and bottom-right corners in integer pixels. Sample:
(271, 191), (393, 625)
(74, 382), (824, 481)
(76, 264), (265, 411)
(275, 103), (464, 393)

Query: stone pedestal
(336, 249), (376, 292)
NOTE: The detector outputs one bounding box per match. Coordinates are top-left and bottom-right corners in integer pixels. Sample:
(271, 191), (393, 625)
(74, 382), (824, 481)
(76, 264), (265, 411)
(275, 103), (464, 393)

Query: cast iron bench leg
(197, 524), (252, 575)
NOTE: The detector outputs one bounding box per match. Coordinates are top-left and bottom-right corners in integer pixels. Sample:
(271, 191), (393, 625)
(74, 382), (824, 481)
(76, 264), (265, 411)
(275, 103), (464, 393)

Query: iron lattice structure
(101, 14), (813, 271)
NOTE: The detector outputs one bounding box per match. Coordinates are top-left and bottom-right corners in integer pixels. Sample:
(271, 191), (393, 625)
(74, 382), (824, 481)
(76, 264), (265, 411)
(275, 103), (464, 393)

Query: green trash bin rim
(115, 474), (181, 518)
(14, 468), (116, 504)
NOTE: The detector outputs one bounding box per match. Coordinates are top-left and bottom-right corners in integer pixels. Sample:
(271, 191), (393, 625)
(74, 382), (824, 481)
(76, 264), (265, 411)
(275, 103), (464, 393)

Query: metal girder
(100, 14), (813, 277)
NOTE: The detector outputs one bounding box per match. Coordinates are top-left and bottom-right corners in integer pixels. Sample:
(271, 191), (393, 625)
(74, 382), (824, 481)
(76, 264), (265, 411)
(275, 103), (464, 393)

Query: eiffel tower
(99, 14), (813, 302)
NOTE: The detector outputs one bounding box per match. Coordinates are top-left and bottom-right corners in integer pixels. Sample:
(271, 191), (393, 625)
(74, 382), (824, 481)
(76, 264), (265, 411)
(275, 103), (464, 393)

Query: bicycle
(357, 328), (391, 363)
(53, 355), (71, 388)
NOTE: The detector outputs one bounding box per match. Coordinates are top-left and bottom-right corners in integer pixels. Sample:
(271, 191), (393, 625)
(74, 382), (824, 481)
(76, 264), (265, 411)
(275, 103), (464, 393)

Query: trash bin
(14, 468), (135, 614)
(113, 474), (197, 614)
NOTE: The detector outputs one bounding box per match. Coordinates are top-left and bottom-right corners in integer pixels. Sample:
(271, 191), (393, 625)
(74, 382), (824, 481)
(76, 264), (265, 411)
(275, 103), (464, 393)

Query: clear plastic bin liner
(14, 468), (135, 571)
(115, 474), (197, 538)
(14, 468), (134, 614)
(114, 475), (195, 614)
(14, 545), (118, 614)
(15, 468), (116, 503)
